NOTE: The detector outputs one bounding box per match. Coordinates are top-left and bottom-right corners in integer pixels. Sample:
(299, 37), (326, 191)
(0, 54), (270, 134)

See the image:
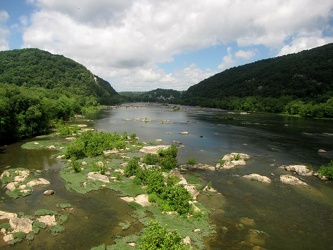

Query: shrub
(318, 161), (333, 179)
(70, 158), (81, 173)
(159, 156), (177, 170)
(158, 145), (178, 158)
(142, 153), (159, 165)
(139, 220), (189, 250)
(124, 157), (140, 177)
(186, 157), (196, 165)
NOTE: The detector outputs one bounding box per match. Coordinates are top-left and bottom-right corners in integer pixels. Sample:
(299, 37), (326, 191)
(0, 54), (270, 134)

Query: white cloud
(235, 49), (256, 60)
(218, 47), (235, 70)
(278, 34), (333, 56)
(21, 0), (333, 91)
(0, 10), (9, 50)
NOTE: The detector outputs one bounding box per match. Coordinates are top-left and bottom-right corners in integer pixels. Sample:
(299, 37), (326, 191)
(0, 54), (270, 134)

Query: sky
(0, 0), (333, 92)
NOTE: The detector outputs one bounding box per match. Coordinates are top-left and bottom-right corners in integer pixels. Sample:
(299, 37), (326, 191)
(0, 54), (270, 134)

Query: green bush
(139, 220), (189, 250)
(186, 157), (196, 165)
(142, 153), (159, 165)
(124, 157), (140, 177)
(158, 145), (178, 158)
(318, 161), (333, 179)
(159, 156), (178, 170)
(70, 158), (81, 173)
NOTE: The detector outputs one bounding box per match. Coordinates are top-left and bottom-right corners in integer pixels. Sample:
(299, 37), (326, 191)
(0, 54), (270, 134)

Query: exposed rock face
(139, 145), (170, 154)
(87, 172), (110, 183)
(180, 163), (215, 171)
(243, 174), (271, 184)
(284, 165), (313, 176)
(280, 175), (307, 186)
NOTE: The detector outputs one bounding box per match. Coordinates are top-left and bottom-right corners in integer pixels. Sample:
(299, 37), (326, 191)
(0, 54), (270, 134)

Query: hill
(186, 43), (333, 99)
(0, 48), (119, 105)
(0, 48), (122, 144)
(182, 44), (333, 117)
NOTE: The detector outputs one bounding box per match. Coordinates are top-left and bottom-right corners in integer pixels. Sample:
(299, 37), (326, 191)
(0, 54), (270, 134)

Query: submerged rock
(280, 175), (307, 186)
(284, 165), (313, 176)
(243, 174), (271, 184)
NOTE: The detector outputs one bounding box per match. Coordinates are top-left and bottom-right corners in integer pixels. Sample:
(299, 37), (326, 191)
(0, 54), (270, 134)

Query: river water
(1, 103), (333, 249)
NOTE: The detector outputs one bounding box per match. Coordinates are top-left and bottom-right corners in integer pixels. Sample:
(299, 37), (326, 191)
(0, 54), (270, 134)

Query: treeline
(121, 88), (184, 103)
(0, 83), (101, 144)
(178, 95), (333, 118)
(0, 48), (124, 145)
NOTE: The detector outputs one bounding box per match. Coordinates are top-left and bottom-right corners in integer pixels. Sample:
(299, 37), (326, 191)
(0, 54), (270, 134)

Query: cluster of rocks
(0, 169), (52, 197)
(216, 153), (250, 169)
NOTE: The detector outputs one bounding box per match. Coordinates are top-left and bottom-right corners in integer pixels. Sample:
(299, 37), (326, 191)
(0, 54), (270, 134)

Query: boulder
(179, 131), (189, 135)
(284, 165), (313, 176)
(0, 210), (17, 220)
(26, 178), (50, 187)
(243, 174), (271, 184)
(43, 190), (55, 195)
(37, 215), (57, 226)
(87, 172), (110, 183)
(318, 149), (326, 153)
(140, 145), (170, 154)
(280, 175), (307, 186)
(9, 217), (33, 233)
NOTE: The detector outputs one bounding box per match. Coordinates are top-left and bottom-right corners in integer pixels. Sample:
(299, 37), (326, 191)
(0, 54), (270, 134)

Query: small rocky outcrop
(280, 175), (307, 186)
(43, 190), (55, 195)
(26, 178), (50, 187)
(216, 153), (250, 169)
(243, 174), (271, 184)
(139, 145), (171, 154)
(37, 215), (57, 226)
(180, 163), (216, 171)
(284, 165), (313, 176)
(87, 172), (110, 183)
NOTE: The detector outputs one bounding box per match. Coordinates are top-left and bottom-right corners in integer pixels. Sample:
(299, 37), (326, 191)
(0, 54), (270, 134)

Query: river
(1, 103), (333, 249)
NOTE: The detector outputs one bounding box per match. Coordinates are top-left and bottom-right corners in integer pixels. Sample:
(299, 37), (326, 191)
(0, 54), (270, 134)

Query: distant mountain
(185, 43), (333, 99)
(0, 48), (119, 105)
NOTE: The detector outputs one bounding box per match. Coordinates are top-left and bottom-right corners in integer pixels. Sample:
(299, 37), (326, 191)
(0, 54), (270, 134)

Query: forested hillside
(183, 43), (333, 117)
(121, 88), (183, 102)
(0, 48), (121, 144)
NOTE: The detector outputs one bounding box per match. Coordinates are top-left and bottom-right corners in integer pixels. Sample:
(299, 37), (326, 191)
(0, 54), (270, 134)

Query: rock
(183, 236), (192, 245)
(184, 184), (200, 199)
(5, 182), (19, 191)
(87, 172), (110, 183)
(243, 174), (271, 184)
(156, 139), (163, 142)
(9, 217), (33, 233)
(218, 153), (250, 169)
(180, 163), (215, 171)
(240, 217), (255, 227)
(140, 145), (170, 154)
(37, 215), (57, 226)
(179, 131), (189, 135)
(231, 159), (246, 166)
(134, 194), (150, 207)
(13, 170), (30, 182)
(3, 234), (14, 242)
(128, 242), (136, 247)
(172, 140), (182, 144)
(81, 161), (87, 166)
(43, 190), (55, 195)
(120, 197), (134, 203)
(26, 178), (50, 187)
(103, 149), (119, 156)
(280, 175), (307, 186)
(193, 228), (201, 232)
(0, 170), (10, 179)
(284, 165), (313, 176)
(318, 149), (326, 153)
(0, 210), (17, 220)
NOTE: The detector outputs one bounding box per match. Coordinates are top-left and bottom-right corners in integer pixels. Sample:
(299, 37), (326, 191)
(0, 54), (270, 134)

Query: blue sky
(1, 0), (333, 91)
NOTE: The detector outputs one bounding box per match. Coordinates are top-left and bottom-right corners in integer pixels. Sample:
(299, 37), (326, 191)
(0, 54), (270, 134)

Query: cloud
(0, 10), (9, 50)
(21, 0), (333, 91)
(218, 47), (235, 70)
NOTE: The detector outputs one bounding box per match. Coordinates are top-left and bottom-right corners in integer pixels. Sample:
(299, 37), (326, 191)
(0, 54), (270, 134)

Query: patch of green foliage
(124, 157), (140, 177)
(118, 221), (132, 230)
(65, 130), (130, 159)
(56, 203), (72, 209)
(0, 222), (12, 231)
(50, 224), (65, 236)
(34, 209), (58, 216)
(139, 220), (190, 250)
(186, 173), (201, 185)
(317, 161), (333, 179)
(54, 122), (80, 136)
(9, 232), (26, 245)
(186, 157), (197, 165)
(32, 221), (46, 234)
